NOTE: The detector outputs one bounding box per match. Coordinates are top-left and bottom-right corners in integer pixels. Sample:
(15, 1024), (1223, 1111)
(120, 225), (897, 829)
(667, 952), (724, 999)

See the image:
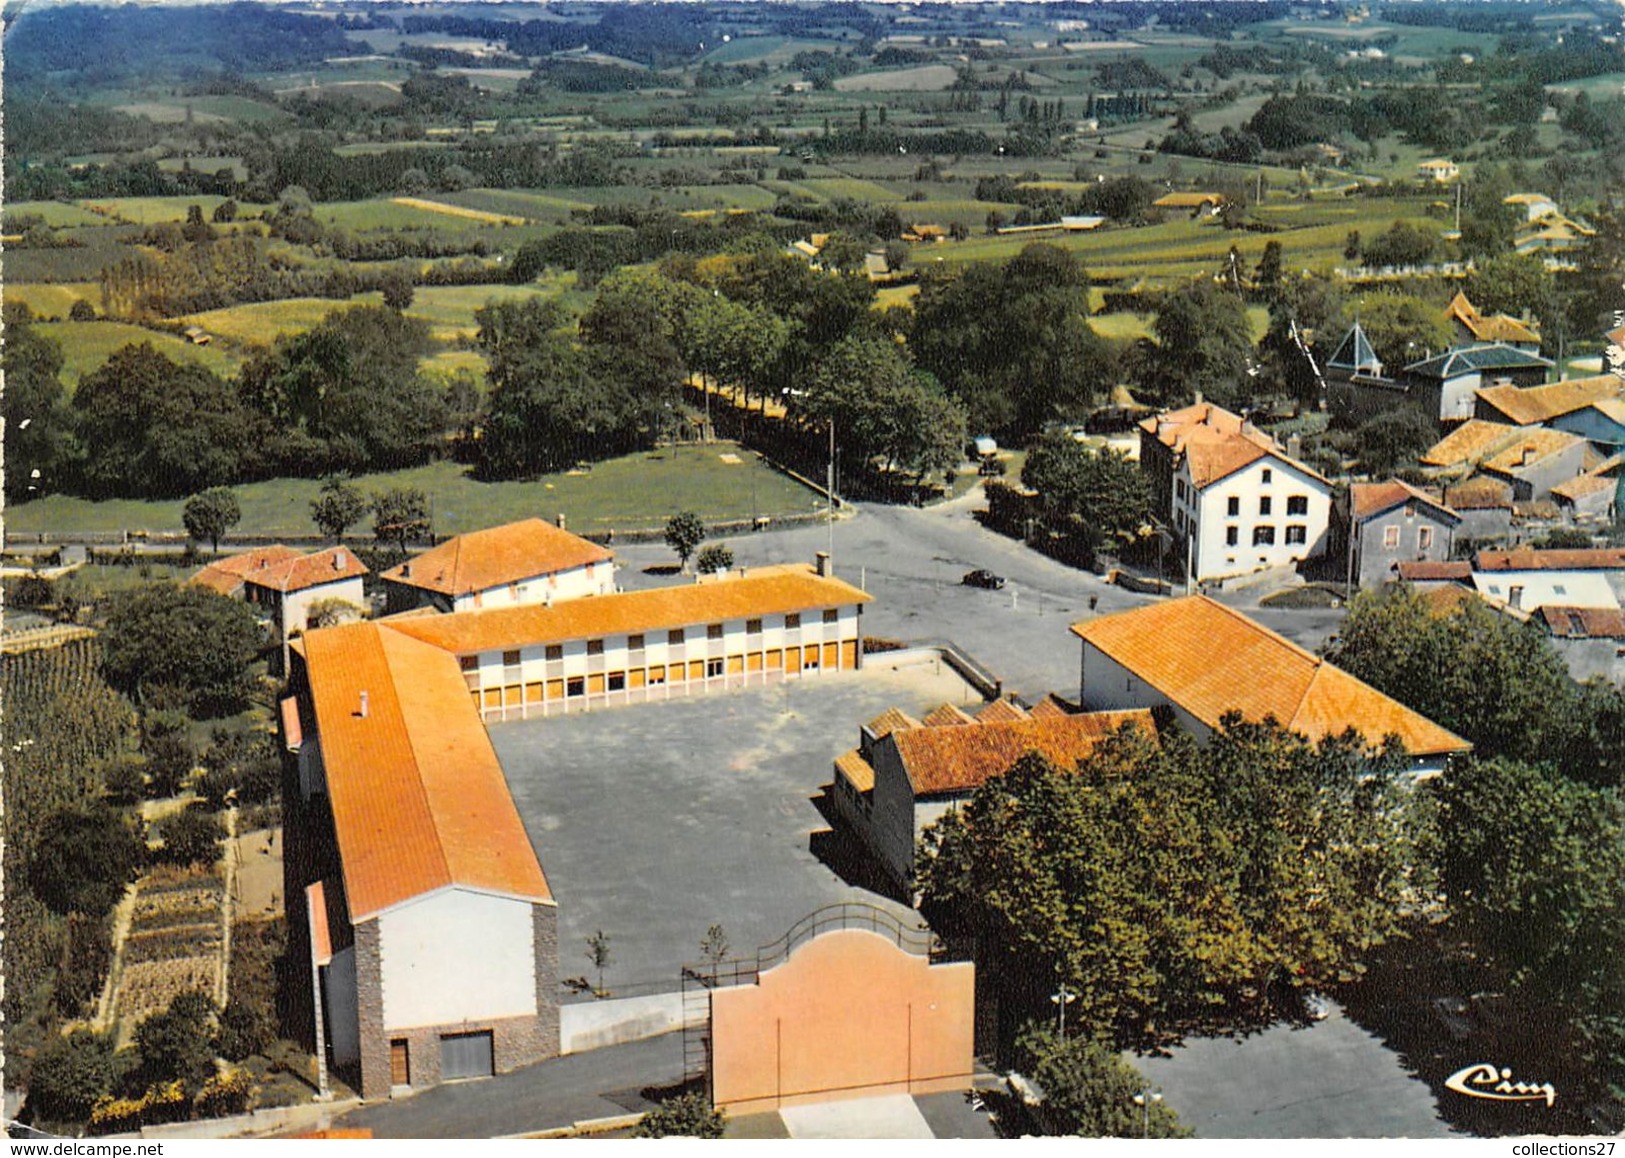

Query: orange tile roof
(1551, 474), (1616, 502)
(280, 695), (304, 751)
(1607, 324), (1625, 349)
(1416, 584), (1478, 618)
(1475, 546), (1625, 572)
(1141, 403), (1324, 489)
(191, 545), (303, 595)
(1396, 560), (1472, 583)
(1535, 605), (1625, 638)
(1154, 191), (1222, 208)
(244, 546), (369, 594)
(1475, 375), (1623, 426)
(302, 622), (551, 920)
(1421, 420), (1520, 468)
(1030, 694), (1075, 719)
(382, 565), (871, 654)
(834, 749), (875, 793)
(1349, 480), (1458, 523)
(923, 703), (976, 727)
(892, 710), (1155, 796)
(380, 518), (612, 597)
(976, 698), (1030, 723)
(1071, 596), (1469, 756)
(1447, 292), (1540, 346)
(865, 706), (921, 740)
(1480, 428), (1585, 474)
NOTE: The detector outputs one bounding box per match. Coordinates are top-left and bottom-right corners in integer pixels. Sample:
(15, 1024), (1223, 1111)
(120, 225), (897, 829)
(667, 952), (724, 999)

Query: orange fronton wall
(709, 929), (974, 1113)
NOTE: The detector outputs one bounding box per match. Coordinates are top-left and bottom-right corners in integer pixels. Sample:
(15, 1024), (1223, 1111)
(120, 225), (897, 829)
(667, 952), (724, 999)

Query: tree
(1351, 292), (1453, 372)
(700, 924), (731, 972)
(696, 543), (734, 574)
(633, 1093), (727, 1138)
(1353, 409), (1436, 476)
(372, 486), (431, 555)
(29, 802), (144, 918)
(134, 990), (218, 1094)
(101, 584), (263, 715)
(1463, 253), (1552, 323)
(1359, 221), (1436, 269)
(1022, 431), (1151, 553)
(1020, 1030), (1190, 1138)
(27, 1029), (123, 1123)
(0, 318), (78, 502)
(182, 488), (241, 553)
(1150, 277), (1255, 408)
(154, 807), (225, 868)
(380, 268), (415, 312)
(69, 298), (97, 321)
(1253, 240), (1284, 302)
(310, 476), (369, 542)
(586, 930), (613, 997)
(665, 511), (706, 572)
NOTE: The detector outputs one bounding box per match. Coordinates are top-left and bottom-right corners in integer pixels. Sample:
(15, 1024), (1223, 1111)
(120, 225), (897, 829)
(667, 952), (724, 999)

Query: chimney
(359, 690), (370, 718)
(1193, 390), (1204, 407)
(557, 513), (567, 531)
(815, 551), (831, 578)
(1286, 433), (1303, 460)
(402, 563), (411, 578)
(1521, 445), (1537, 467)
(332, 548), (345, 570)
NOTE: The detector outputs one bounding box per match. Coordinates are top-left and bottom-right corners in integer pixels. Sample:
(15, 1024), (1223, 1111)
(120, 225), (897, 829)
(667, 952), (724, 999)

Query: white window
(1383, 525), (1400, 549)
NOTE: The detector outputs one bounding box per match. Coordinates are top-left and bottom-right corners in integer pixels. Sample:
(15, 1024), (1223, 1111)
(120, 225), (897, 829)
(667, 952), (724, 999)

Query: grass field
(80, 195), (242, 225)
(5, 202), (108, 228)
(4, 444), (824, 538)
(180, 297), (383, 346)
(439, 188), (596, 219)
(157, 155), (248, 181)
(34, 320), (239, 386)
(405, 282), (576, 339)
(5, 283), (103, 319)
(834, 64), (959, 92)
(313, 199), (504, 232)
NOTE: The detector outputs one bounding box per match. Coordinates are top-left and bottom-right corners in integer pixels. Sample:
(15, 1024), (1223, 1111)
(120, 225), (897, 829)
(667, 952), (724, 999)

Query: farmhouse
(1416, 158), (1459, 183)
(1139, 401), (1332, 584)
(193, 545), (369, 674)
(1338, 480), (1461, 590)
(283, 557), (872, 1099)
(1072, 596), (1470, 775)
(380, 517), (615, 615)
(1443, 291), (1540, 352)
(831, 696), (1155, 889)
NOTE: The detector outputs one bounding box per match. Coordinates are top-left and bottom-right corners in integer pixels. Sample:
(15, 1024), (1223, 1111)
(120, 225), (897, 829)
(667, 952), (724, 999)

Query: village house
(1152, 191), (1223, 216)
(282, 555), (872, 1099)
(1551, 474), (1619, 524)
(1338, 480), (1462, 590)
(1071, 596), (1471, 776)
(830, 695), (1154, 889)
(1416, 158), (1459, 183)
(1470, 546), (1625, 617)
(380, 517), (615, 615)
(1324, 322), (1551, 427)
(1421, 421), (1589, 500)
(1443, 477), (1515, 543)
(193, 545), (369, 675)
(1474, 374), (1625, 451)
(1443, 291), (1541, 352)
(1139, 401), (1332, 584)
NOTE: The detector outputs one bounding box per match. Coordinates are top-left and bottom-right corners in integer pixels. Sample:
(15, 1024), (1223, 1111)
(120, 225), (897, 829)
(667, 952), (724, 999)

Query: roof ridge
(372, 627), (460, 899)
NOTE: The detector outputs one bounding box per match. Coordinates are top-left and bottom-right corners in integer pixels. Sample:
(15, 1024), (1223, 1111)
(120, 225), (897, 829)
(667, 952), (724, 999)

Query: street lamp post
(1132, 1088), (1163, 1138)
(1050, 983), (1076, 1036)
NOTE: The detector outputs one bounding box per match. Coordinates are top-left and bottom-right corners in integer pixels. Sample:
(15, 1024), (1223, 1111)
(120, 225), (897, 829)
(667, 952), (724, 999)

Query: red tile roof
(1475, 375), (1624, 426)
(1535, 605), (1625, 638)
(382, 564), (871, 654)
(1551, 474), (1616, 503)
(191, 545), (303, 595)
(1474, 547), (1625, 572)
(1030, 694), (1075, 719)
(864, 706), (920, 741)
(380, 518), (613, 598)
(892, 710), (1156, 796)
(1141, 403), (1325, 489)
(922, 703), (976, 727)
(244, 546), (369, 594)
(1396, 560), (1472, 583)
(976, 698), (1030, 723)
(834, 748), (876, 793)
(302, 622), (552, 921)
(1349, 480), (1459, 524)
(1071, 596), (1469, 757)
(1421, 420), (1521, 469)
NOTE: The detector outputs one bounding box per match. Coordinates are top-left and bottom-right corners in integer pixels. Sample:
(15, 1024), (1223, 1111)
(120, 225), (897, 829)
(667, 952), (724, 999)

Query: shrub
(154, 808), (226, 868)
(215, 999), (275, 1062)
(633, 1092), (727, 1138)
(133, 990), (218, 1093)
(194, 1068), (254, 1118)
(27, 1030), (122, 1122)
(695, 543), (734, 574)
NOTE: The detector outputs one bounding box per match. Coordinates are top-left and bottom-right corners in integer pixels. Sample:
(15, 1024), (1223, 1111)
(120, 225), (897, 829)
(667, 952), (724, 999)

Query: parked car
(962, 569), (1006, 590)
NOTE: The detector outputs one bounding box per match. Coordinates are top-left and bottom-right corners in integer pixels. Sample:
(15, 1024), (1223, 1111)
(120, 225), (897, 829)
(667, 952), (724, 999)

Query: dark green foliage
(182, 488), (242, 553)
(1350, 293), (1454, 371)
(26, 1030), (123, 1123)
(154, 808), (226, 868)
(134, 991), (219, 1094)
(1023, 430), (1150, 550)
(918, 721), (1414, 1051)
(1019, 1030), (1190, 1138)
(633, 1092), (727, 1138)
(1359, 221), (1437, 269)
(30, 802), (144, 918)
(1, 319), (80, 501)
(1150, 278), (1255, 408)
(142, 719), (195, 799)
(911, 244), (1110, 436)
(101, 584), (262, 715)
(665, 511), (706, 570)
(72, 344), (253, 499)
(54, 914), (114, 1018)
(199, 730), (282, 808)
(1354, 410), (1437, 476)
(215, 999), (275, 1063)
(695, 544), (734, 574)
(309, 477), (369, 542)
(371, 486), (431, 554)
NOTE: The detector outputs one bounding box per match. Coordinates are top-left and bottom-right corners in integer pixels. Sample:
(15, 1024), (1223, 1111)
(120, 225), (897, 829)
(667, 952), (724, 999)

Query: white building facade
(1176, 455), (1332, 584)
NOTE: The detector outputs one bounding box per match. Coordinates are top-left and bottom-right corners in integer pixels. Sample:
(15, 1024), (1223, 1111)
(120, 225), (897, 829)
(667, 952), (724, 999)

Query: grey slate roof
(1403, 342), (1553, 380)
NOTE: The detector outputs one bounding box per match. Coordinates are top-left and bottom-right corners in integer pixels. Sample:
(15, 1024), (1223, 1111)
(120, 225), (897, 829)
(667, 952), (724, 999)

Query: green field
(80, 195), (243, 225)
(34, 320), (239, 386)
(4, 444), (825, 538)
(439, 188), (596, 219)
(5, 201), (108, 228)
(5, 282), (103, 319)
(157, 155), (248, 181)
(313, 199), (506, 232)
(405, 281), (578, 340)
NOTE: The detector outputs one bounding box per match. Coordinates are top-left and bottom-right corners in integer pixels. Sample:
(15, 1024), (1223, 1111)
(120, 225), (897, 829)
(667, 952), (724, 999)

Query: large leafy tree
(30, 801), (145, 918)
(1019, 1030), (1191, 1138)
(310, 476), (369, 542)
(26, 1029), (123, 1123)
(911, 243), (1111, 436)
(101, 584), (262, 715)
(182, 487), (241, 553)
(1150, 276), (1255, 408)
(578, 271), (687, 442)
(1022, 430), (1151, 552)
(0, 317), (79, 502)
(918, 720), (1414, 1051)
(134, 990), (219, 1094)
(371, 486), (431, 555)
(1349, 292), (1453, 373)
(73, 344), (253, 499)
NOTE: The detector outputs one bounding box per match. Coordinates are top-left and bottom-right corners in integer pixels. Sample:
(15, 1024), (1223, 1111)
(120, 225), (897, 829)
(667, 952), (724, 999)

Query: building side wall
(1485, 442), (1588, 501)
(1437, 374), (1482, 422)
(870, 741), (921, 889)
(1354, 508), (1457, 588)
(1472, 570), (1620, 612)
(354, 920), (390, 1100)
(325, 946), (360, 1067)
(448, 560), (616, 613)
(709, 930), (975, 1114)
(378, 890), (539, 1031)
(1079, 645), (1211, 741)
(1551, 409), (1625, 451)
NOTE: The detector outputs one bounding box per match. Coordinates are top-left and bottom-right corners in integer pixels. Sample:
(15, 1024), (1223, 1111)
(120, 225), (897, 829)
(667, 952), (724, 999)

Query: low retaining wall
(872, 643), (1002, 701)
(559, 993), (690, 1055)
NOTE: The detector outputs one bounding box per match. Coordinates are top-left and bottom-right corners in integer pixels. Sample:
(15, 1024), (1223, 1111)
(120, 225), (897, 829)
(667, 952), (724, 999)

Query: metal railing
(683, 902), (939, 992)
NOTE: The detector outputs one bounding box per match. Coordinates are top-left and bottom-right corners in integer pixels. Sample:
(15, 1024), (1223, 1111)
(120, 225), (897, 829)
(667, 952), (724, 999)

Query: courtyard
(488, 657), (983, 996)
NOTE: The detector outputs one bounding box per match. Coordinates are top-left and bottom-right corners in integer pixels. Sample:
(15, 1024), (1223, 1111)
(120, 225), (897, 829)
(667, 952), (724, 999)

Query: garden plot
(106, 867), (227, 1043)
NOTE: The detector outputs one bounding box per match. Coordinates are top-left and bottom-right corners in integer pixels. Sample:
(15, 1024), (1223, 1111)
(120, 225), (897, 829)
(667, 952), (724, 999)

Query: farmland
(36, 320), (239, 386)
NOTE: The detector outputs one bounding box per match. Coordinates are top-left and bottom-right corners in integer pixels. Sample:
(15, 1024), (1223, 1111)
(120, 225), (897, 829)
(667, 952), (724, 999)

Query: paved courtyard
(489, 659), (980, 995)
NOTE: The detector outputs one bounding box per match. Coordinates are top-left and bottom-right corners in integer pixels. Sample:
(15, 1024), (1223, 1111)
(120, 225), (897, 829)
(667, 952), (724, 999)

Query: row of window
(1381, 524), (1436, 550)
(1227, 495), (1310, 518)
(458, 609), (845, 671)
(1226, 524), (1309, 546)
